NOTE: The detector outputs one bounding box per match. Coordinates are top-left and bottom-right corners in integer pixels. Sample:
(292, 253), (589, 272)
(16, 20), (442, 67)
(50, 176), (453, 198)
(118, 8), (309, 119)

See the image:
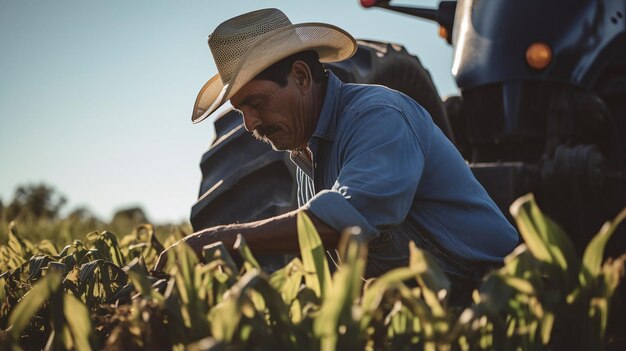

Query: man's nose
(242, 109), (262, 132)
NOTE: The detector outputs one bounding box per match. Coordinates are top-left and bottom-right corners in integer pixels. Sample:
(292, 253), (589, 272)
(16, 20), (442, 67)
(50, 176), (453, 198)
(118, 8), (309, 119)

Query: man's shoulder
(338, 83), (432, 132)
(340, 82), (407, 114)
(333, 82), (436, 149)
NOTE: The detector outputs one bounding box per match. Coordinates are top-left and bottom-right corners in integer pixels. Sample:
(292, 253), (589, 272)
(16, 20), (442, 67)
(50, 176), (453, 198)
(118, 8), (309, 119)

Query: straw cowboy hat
(192, 8), (357, 123)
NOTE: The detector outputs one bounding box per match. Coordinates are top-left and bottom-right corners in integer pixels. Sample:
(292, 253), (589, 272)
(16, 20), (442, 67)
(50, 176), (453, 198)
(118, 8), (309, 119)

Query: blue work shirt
(292, 72), (519, 278)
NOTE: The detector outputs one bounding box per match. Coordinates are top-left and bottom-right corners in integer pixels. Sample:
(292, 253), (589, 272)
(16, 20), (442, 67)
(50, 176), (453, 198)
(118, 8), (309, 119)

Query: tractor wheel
(190, 40), (450, 246)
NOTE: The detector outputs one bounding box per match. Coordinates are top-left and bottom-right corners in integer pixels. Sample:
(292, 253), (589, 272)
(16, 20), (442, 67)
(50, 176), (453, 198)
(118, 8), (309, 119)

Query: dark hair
(254, 50), (326, 87)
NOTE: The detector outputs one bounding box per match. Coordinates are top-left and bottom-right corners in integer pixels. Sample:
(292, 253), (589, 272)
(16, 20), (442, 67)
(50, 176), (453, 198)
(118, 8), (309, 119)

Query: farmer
(156, 8), (518, 303)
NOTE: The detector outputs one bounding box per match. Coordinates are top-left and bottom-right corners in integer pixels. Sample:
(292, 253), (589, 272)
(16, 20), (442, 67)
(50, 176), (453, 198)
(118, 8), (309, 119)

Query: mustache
(252, 125), (280, 140)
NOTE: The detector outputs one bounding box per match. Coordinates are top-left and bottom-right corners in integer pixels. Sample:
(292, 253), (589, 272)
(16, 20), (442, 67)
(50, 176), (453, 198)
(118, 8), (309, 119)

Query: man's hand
(152, 228), (229, 272)
(151, 209), (338, 272)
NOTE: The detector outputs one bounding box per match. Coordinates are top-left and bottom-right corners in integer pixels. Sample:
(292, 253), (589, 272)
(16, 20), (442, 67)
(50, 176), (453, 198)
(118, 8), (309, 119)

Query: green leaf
(408, 241), (450, 300)
(582, 208), (626, 280)
(63, 293), (92, 351)
(28, 255), (53, 281)
(171, 242), (210, 340)
(233, 234), (260, 271)
(360, 266), (420, 331)
(78, 259), (103, 291)
(0, 276), (6, 304)
(203, 242), (238, 276)
(509, 194), (555, 263)
(124, 257), (164, 302)
(211, 270), (297, 348)
(59, 240), (89, 268)
(173, 242), (198, 304)
(209, 294), (242, 342)
(540, 311), (554, 345)
(246, 271), (298, 349)
(296, 212), (332, 298)
(77, 259), (125, 307)
(6, 222), (34, 269)
(90, 231), (125, 267)
(500, 275), (535, 296)
(135, 224), (165, 253)
(128, 224), (165, 267)
(590, 296), (609, 337)
(510, 194), (580, 290)
(362, 267), (418, 309)
(315, 228), (367, 351)
(9, 270), (62, 340)
(270, 257), (304, 305)
(602, 254), (626, 296)
(395, 283), (442, 334)
(57, 243), (75, 258)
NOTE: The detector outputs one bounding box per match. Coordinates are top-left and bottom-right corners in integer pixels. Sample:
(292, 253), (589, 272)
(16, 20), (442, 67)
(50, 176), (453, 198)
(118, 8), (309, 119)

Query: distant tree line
(1, 184), (67, 222)
(0, 183), (149, 226)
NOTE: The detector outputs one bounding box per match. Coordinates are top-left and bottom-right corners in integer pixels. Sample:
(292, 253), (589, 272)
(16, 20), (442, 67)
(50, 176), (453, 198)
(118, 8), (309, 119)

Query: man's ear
(291, 60), (312, 93)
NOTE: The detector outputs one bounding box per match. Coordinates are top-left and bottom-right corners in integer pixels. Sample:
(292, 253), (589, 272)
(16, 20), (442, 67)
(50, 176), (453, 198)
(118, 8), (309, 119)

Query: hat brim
(192, 22), (357, 124)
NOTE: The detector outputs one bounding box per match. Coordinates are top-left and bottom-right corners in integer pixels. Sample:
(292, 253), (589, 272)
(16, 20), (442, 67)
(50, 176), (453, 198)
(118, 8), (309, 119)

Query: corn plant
(0, 194), (623, 350)
(457, 194), (626, 351)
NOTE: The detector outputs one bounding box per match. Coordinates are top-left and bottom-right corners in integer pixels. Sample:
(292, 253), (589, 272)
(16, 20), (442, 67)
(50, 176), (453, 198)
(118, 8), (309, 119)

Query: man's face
(230, 75), (312, 151)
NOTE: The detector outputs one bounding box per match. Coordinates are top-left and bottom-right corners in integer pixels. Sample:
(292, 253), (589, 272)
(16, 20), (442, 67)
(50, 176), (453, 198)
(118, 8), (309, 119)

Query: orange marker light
(526, 42), (552, 70)
(438, 26), (448, 40)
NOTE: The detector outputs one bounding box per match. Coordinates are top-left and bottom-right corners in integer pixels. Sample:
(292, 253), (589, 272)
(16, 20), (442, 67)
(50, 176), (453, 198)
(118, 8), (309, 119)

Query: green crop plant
(0, 194), (623, 350)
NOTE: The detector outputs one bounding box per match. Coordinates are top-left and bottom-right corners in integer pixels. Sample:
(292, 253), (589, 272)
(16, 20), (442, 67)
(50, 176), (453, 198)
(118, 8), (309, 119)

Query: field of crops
(0, 194), (624, 351)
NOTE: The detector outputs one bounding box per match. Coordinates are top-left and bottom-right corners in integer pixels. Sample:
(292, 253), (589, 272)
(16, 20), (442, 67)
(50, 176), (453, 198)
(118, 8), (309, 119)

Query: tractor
(190, 0), (626, 266)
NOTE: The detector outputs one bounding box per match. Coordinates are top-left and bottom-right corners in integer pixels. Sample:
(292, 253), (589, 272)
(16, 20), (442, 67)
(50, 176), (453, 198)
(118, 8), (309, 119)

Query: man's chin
(253, 134), (289, 151)
(269, 142), (289, 152)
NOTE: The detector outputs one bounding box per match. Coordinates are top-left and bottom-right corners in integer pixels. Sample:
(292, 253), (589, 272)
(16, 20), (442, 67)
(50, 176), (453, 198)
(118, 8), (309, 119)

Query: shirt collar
(310, 70), (343, 143)
(289, 71), (342, 178)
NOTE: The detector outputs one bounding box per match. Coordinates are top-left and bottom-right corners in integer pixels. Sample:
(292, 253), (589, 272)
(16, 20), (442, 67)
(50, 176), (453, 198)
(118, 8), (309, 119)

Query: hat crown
(209, 9), (292, 83)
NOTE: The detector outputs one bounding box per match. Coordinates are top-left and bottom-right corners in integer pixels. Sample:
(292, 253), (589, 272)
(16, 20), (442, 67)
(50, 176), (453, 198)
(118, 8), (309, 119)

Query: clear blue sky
(0, 0), (456, 224)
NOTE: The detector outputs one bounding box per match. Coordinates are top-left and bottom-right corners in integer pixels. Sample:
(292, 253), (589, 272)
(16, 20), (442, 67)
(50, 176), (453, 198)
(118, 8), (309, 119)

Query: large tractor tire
(190, 40), (451, 248)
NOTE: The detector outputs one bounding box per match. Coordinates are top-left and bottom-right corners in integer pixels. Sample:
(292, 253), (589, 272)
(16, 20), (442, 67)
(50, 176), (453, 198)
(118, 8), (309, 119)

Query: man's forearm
(186, 209), (340, 256)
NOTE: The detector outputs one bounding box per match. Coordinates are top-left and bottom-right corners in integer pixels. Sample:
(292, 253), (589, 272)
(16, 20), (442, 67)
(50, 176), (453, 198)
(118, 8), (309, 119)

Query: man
(156, 8), (519, 302)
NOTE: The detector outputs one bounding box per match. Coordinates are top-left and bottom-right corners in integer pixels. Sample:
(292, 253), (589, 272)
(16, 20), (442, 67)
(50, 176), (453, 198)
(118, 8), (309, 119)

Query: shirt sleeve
(304, 105), (428, 241)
